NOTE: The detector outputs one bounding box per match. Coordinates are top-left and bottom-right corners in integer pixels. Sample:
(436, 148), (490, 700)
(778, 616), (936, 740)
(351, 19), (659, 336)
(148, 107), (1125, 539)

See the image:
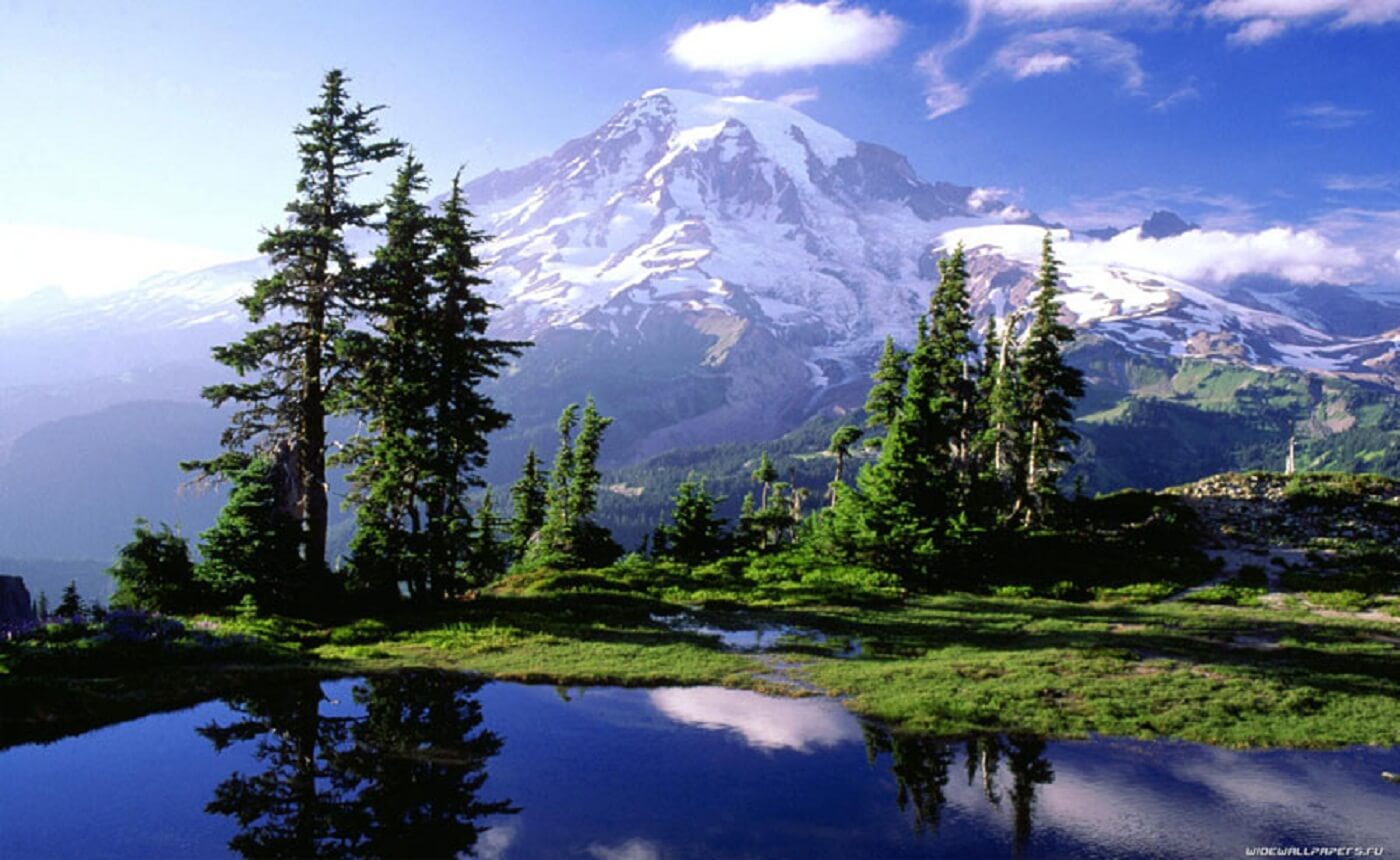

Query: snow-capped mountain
(4, 87), (1400, 455)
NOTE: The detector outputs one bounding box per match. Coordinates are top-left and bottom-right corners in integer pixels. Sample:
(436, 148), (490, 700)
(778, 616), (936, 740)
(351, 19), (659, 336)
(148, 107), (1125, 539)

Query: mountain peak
(1139, 210), (1199, 239)
(623, 87), (856, 170)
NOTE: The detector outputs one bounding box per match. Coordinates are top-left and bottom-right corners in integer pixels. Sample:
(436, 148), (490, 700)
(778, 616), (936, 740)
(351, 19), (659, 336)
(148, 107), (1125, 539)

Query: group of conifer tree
(817, 236), (1085, 581)
(103, 70), (541, 614)
(106, 69), (1085, 614)
(637, 236), (1086, 585)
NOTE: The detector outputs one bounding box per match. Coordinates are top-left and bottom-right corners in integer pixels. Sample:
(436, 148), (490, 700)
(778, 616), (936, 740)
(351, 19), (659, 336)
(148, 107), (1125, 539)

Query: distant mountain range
(4, 87), (1400, 562)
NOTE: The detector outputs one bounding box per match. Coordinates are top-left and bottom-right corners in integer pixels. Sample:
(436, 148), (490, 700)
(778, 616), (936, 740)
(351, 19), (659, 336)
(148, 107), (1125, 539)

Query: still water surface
(1, 673), (1397, 859)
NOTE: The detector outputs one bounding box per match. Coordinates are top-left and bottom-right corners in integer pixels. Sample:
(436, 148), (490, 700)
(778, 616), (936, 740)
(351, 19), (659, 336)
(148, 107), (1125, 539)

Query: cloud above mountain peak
(668, 2), (902, 77)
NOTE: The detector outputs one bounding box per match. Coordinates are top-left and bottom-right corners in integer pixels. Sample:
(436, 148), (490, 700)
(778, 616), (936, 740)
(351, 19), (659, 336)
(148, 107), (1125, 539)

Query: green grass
(6, 556), (1399, 750)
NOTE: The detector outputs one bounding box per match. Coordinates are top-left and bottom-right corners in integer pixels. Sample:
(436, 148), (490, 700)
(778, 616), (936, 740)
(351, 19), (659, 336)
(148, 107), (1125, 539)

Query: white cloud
(775, 87), (821, 107)
(942, 222), (1365, 284)
(1004, 50), (1078, 78)
(477, 822), (520, 860)
(0, 224), (236, 302)
(1152, 80), (1199, 111)
(648, 687), (862, 752)
(993, 29), (1144, 89)
(1227, 16), (1288, 43)
(1205, 0), (1400, 43)
(1288, 102), (1371, 129)
(588, 838), (664, 860)
(1321, 173), (1400, 193)
(668, 2), (902, 77)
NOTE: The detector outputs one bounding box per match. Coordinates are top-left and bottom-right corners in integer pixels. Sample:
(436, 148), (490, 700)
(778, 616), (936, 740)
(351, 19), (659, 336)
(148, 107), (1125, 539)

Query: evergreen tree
(655, 476), (726, 565)
(196, 69), (402, 583)
(508, 448), (548, 562)
(527, 398), (621, 568)
(865, 335), (909, 433)
(35, 591), (49, 621)
(734, 492), (759, 553)
(197, 455), (304, 610)
(1020, 234), (1085, 517)
(979, 312), (1027, 514)
(468, 491), (508, 587)
(56, 581), (82, 618)
(827, 425), (864, 505)
(751, 451), (778, 509)
(340, 159), (525, 600)
(109, 519), (200, 613)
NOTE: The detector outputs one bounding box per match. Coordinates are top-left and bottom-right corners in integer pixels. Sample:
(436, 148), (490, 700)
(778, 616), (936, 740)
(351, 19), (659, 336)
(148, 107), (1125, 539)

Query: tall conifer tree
(1020, 234), (1085, 516)
(198, 70), (402, 582)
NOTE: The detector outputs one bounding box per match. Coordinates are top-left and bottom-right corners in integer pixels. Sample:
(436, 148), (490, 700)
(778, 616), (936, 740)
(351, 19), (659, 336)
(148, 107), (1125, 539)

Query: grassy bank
(5, 570), (1399, 749)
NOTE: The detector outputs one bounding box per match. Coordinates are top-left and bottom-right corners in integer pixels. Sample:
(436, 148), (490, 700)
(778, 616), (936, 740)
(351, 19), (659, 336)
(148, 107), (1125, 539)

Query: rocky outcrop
(0, 574), (37, 630)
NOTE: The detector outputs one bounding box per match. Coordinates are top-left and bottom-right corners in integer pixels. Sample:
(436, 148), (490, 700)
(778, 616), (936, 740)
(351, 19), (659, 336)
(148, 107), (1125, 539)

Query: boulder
(0, 574), (37, 628)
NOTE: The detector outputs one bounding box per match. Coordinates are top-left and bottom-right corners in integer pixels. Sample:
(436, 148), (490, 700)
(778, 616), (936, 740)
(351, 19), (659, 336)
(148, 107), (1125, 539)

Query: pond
(1, 674), (1397, 858)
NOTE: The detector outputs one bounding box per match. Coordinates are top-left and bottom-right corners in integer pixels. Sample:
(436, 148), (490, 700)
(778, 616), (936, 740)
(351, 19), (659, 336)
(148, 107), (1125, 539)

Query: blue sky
(1, 0), (1397, 298)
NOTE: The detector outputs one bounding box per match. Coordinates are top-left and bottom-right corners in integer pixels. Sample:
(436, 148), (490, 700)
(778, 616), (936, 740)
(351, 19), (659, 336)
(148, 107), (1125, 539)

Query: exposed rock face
(0, 574), (37, 629)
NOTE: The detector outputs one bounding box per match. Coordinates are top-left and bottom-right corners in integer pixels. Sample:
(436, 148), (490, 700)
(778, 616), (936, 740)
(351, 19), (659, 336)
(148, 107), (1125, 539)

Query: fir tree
(735, 492), (759, 552)
(751, 451), (778, 509)
(1020, 234), (1085, 517)
(865, 335), (909, 433)
(468, 492), (508, 587)
(340, 159), (525, 600)
(655, 476), (726, 565)
(195, 69), (402, 582)
(197, 456), (304, 610)
(507, 447), (548, 562)
(827, 425), (864, 505)
(108, 519), (200, 612)
(56, 581), (82, 618)
(527, 398), (620, 568)
(35, 591), (49, 621)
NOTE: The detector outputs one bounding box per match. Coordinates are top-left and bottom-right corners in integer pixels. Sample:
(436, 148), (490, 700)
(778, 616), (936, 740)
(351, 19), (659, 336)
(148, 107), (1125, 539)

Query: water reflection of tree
(199, 671), (517, 859)
(866, 728), (1053, 854)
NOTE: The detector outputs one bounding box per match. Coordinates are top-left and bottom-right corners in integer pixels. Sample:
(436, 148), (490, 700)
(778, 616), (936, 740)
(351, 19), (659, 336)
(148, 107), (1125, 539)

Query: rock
(0, 574), (38, 628)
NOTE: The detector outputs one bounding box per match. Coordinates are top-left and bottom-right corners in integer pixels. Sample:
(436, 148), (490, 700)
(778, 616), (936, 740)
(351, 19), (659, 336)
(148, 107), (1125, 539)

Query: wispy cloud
(980, 0), (1176, 18)
(1288, 102), (1371, 129)
(668, 2), (902, 77)
(993, 29), (1144, 89)
(1321, 173), (1400, 193)
(1205, 0), (1400, 45)
(917, 1), (1162, 120)
(775, 87), (821, 107)
(1152, 79), (1200, 111)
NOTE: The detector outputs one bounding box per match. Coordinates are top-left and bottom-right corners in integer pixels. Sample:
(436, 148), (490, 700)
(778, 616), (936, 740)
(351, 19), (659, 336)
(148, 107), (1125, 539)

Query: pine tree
(735, 492), (759, 552)
(751, 451), (778, 509)
(827, 425), (864, 505)
(197, 456), (304, 610)
(467, 491), (508, 587)
(36, 591), (49, 621)
(655, 476), (726, 565)
(108, 519), (200, 612)
(980, 312), (1026, 509)
(507, 448), (548, 562)
(1020, 234), (1085, 517)
(340, 159), (526, 600)
(527, 398), (620, 568)
(865, 335), (909, 433)
(195, 69), (402, 583)
(56, 581), (82, 618)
